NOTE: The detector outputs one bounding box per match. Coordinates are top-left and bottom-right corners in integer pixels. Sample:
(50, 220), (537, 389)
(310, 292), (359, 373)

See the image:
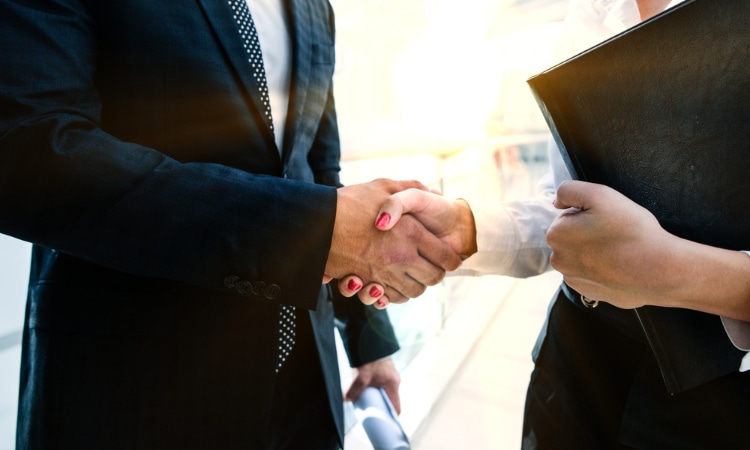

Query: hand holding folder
(527, 0), (750, 393)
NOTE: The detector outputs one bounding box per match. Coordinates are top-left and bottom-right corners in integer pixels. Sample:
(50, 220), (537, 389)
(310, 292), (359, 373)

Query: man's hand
(325, 179), (463, 304)
(344, 357), (401, 415)
(339, 188), (477, 307)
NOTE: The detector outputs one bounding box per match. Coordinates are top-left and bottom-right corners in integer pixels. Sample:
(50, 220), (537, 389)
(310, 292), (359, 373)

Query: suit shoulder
(309, 0), (336, 34)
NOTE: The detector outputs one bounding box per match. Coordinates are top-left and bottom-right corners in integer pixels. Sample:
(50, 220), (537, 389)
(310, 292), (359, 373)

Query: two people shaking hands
(334, 177), (750, 324)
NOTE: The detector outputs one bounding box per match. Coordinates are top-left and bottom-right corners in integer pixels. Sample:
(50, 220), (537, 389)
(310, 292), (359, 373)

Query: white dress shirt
(246, 0), (292, 153)
(460, 0), (750, 366)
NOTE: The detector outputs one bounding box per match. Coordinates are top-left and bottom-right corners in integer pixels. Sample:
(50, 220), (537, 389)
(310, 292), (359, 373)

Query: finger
(382, 383), (401, 415)
(388, 179), (431, 194)
(376, 189), (430, 231)
(553, 180), (595, 210)
(357, 282), (385, 306)
(401, 258), (445, 291)
(373, 295), (389, 310)
(322, 275), (333, 284)
(384, 272), (427, 301)
(375, 217), (458, 297)
(562, 276), (585, 295)
(546, 223), (578, 266)
(562, 277), (603, 304)
(374, 201), (404, 232)
(337, 275), (364, 298)
(382, 285), (409, 304)
(344, 376), (368, 403)
(357, 276), (421, 306)
(412, 222), (462, 273)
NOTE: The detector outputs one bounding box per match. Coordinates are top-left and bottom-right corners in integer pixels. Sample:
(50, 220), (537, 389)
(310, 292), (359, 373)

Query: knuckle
(425, 268), (446, 286)
(400, 217), (421, 238)
(445, 251), (462, 272)
(435, 269), (447, 284)
(549, 251), (561, 270)
(389, 292), (408, 304)
(410, 284), (426, 298)
(546, 228), (559, 248)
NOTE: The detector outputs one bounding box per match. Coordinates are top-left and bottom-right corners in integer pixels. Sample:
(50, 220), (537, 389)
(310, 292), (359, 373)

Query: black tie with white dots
(227, 0), (295, 373)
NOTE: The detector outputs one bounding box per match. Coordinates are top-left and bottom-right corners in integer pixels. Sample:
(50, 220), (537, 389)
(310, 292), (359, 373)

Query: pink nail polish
(347, 279), (362, 291)
(376, 298), (387, 308)
(369, 286), (383, 298)
(376, 213), (390, 228)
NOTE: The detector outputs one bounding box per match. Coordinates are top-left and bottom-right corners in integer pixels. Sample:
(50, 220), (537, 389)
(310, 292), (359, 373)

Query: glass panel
(333, 0), (569, 372)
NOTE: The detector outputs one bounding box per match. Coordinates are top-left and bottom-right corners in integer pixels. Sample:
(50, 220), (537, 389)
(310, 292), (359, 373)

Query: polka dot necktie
(227, 0), (295, 373)
(227, 0), (275, 136)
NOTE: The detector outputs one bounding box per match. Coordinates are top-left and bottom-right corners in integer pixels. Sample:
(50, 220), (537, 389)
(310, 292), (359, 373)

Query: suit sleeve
(0, 0), (334, 310)
(309, 2), (343, 189)
(332, 288), (400, 367)
(309, 88), (344, 188)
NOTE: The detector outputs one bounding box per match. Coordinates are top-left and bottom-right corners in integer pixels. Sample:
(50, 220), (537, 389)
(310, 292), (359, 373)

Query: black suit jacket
(0, 0), (398, 448)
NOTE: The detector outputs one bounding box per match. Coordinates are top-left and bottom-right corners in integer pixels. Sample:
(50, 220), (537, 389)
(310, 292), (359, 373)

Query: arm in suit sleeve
(309, 87), (343, 189)
(0, 0), (334, 309)
(332, 288), (400, 367)
(308, 2), (343, 190)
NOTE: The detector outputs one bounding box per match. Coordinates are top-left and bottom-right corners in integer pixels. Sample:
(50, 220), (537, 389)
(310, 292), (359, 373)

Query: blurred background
(0, 0), (569, 448)
(331, 1), (569, 447)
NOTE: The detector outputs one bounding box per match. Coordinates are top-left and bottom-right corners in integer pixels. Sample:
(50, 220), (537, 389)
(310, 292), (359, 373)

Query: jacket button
(252, 281), (266, 296)
(236, 280), (253, 295)
(224, 275), (240, 289)
(264, 284), (281, 300)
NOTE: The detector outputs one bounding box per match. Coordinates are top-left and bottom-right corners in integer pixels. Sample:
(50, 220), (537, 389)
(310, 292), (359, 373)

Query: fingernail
(369, 286), (383, 298)
(347, 279), (362, 291)
(376, 213), (390, 228)
(376, 298), (388, 308)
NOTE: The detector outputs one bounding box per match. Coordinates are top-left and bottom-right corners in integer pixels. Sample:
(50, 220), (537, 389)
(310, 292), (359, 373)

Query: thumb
(375, 188), (431, 231)
(382, 383), (401, 415)
(344, 375), (368, 403)
(553, 180), (592, 211)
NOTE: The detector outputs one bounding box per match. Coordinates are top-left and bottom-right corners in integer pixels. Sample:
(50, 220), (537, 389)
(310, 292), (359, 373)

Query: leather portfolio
(527, 0), (750, 393)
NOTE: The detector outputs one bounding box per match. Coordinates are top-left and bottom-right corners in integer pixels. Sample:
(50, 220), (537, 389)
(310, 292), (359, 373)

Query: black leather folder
(527, 0), (749, 393)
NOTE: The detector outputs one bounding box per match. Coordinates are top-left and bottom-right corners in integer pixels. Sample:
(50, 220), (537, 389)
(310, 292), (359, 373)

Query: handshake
(324, 179), (478, 309)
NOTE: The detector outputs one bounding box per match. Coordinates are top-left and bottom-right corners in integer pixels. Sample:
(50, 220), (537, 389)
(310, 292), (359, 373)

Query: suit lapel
(282, 0), (312, 162)
(195, 0), (279, 157)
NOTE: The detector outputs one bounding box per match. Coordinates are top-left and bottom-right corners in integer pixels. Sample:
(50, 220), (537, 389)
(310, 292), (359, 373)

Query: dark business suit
(522, 285), (750, 450)
(0, 0), (397, 448)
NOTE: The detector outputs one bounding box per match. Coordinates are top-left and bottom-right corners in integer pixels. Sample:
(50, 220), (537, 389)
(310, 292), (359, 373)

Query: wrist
(669, 239), (750, 321)
(326, 187), (353, 279)
(455, 199), (477, 259)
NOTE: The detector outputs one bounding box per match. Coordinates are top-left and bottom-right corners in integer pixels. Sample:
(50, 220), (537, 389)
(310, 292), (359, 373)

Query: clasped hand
(334, 179), (750, 320)
(325, 181), (477, 307)
(330, 178), (663, 311)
